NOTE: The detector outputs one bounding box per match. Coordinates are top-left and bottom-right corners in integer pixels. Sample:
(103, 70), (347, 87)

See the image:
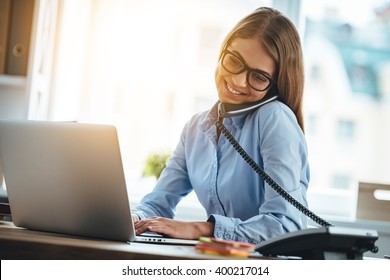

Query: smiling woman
(130, 6), (311, 243)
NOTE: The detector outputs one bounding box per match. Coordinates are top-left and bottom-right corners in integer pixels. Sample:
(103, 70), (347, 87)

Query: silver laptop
(0, 120), (197, 245)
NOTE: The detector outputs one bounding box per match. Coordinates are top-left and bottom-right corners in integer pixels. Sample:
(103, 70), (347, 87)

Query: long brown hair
(218, 7), (305, 132)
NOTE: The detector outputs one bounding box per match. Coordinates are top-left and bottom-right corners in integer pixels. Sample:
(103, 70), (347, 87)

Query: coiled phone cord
(215, 120), (333, 228)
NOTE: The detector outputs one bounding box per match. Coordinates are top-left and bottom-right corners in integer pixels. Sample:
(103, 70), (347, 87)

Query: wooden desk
(0, 221), (266, 260)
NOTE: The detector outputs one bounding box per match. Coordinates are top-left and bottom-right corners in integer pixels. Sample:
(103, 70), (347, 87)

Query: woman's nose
(231, 71), (247, 88)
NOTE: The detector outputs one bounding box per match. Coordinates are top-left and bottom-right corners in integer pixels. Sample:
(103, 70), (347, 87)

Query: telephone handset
(218, 94), (278, 118)
(215, 95), (379, 259)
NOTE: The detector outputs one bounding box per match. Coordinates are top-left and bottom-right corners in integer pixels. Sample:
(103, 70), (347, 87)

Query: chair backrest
(356, 182), (390, 222)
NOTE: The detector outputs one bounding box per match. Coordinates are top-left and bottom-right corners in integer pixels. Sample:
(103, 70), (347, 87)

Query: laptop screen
(0, 120), (133, 241)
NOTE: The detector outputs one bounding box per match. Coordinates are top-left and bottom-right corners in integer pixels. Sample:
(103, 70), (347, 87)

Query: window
(336, 119), (355, 142)
(302, 0), (390, 219)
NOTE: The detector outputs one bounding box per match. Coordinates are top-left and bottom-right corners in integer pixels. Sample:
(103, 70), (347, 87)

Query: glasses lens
(222, 53), (244, 74)
(248, 71), (271, 91)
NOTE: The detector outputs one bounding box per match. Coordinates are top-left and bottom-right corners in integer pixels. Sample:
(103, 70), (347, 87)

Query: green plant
(142, 151), (172, 180)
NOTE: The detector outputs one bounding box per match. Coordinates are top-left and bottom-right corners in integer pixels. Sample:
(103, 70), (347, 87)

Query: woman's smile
(226, 82), (246, 96)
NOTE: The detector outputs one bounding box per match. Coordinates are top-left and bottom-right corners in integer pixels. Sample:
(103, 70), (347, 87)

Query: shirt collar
(200, 101), (247, 133)
(200, 102), (219, 133)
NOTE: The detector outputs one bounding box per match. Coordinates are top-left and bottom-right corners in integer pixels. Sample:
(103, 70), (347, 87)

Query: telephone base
(256, 227), (379, 260)
(291, 249), (365, 260)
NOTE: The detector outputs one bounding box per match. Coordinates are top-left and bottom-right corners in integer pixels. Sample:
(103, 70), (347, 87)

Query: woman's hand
(134, 216), (214, 240)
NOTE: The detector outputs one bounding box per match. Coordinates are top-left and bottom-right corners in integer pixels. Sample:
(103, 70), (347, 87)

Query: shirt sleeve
(210, 104), (309, 244)
(132, 122), (193, 220)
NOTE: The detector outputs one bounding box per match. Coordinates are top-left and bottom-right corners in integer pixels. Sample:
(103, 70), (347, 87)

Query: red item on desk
(195, 237), (255, 257)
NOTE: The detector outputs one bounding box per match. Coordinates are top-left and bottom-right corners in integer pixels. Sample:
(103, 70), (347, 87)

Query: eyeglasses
(221, 49), (275, 92)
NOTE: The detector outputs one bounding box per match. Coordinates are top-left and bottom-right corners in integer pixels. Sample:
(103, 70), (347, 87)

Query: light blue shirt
(132, 100), (309, 244)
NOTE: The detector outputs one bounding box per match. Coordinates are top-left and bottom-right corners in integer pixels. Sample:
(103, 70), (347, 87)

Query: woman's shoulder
(248, 100), (300, 132)
(254, 100), (294, 118)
